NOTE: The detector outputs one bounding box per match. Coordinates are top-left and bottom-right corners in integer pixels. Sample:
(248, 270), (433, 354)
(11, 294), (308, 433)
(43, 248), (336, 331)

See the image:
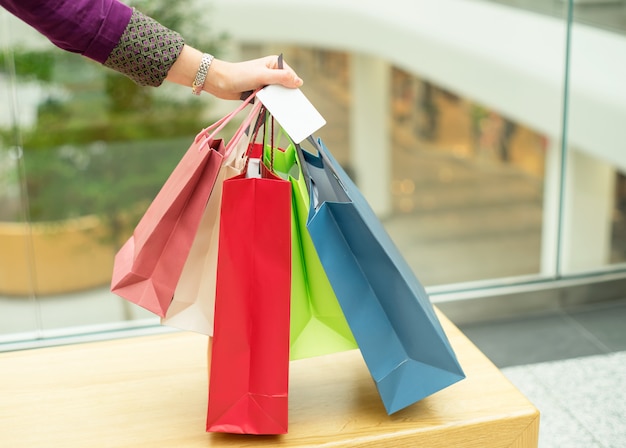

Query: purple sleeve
(0, 0), (133, 63)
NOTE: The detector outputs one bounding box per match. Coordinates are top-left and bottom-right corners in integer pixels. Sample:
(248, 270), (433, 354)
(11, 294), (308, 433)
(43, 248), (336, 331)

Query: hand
(165, 45), (303, 100)
(205, 56), (303, 100)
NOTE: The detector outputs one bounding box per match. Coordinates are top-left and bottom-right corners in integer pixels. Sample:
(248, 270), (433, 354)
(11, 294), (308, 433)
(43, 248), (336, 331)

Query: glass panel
(0, 37), (42, 339)
(486, 1), (625, 36)
(257, 0), (570, 287)
(0, 0), (579, 345)
(388, 72), (549, 285)
(0, 11), (39, 339)
(571, 0), (626, 36)
(0, 6), (223, 341)
(560, 10), (626, 274)
(485, 0), (569, 18)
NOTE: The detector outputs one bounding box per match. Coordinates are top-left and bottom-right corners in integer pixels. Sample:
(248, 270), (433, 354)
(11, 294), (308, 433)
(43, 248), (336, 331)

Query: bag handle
(295, 136), (350, 208)
(193, 87), (261, 147)
(262, 110), (281, 174)
(241, 105), (269, 176)
(294, 138), (315, 186)
(224, 99), (264, 158)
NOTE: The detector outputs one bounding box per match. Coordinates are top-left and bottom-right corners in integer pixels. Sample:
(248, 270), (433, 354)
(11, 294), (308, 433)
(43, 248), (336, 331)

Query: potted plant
(0, 0), (228, 295)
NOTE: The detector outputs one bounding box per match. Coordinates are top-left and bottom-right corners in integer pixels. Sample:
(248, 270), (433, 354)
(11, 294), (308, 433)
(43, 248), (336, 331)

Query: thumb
(265, 68), (303, 89)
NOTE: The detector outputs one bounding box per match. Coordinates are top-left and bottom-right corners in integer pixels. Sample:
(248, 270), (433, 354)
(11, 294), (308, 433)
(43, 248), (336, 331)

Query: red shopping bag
(206, 142), (291, 434)
(110, 95), (258, 317)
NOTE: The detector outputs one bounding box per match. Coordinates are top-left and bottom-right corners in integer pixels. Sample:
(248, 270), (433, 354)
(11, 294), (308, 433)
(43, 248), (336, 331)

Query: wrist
(201, 59), (228, 95)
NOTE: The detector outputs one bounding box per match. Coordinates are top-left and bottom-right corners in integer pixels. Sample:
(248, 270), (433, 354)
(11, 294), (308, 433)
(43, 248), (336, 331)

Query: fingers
(278, 60), (304, 87)
(207, 56), (303, 100)
(265, 55), (280, 70)
(260, 56), (303, 88)
(266, 68), (303, 89)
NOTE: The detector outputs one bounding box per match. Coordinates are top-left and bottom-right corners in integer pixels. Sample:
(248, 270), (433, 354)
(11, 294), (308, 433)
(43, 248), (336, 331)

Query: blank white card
(256, 85), (326, 144)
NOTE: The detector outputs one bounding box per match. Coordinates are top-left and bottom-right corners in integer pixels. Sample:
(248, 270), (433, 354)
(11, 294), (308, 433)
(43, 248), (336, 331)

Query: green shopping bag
(266, 142), (357, 360)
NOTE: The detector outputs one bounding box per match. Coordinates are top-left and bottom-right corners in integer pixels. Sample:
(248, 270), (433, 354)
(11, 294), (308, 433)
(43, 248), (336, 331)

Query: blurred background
(1, 0), (624, 351)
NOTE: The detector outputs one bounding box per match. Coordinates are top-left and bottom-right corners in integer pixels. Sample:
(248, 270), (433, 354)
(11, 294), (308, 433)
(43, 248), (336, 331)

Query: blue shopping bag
(296, 137), (465, 414)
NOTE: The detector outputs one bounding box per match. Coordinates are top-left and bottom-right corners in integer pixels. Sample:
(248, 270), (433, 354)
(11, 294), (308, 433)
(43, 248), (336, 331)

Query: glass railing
(1, 0), (625, 347)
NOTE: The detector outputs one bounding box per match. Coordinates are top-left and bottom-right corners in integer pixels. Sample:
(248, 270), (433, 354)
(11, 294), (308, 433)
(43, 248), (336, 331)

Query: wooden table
(0, 311), (539, 447)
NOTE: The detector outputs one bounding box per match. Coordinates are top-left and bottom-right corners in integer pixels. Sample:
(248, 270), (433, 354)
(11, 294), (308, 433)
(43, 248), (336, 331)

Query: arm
(0, 0), (132, 63)
(1, 0), (303, 99)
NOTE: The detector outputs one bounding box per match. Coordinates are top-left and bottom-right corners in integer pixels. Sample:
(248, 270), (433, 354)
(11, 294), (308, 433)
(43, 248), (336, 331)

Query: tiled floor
(457, 299), (626, 448)
(457, 298), (626, 368)
(503, 353), (625, 448)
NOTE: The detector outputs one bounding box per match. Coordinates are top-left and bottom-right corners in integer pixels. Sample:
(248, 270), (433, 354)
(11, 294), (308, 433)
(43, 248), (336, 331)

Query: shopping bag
(206, 140), (291, 434)
(110, 94), (258, 317)
(267, 142), (357, 360)
(296, 137), (465, 415)
(162, 101), (264, 333)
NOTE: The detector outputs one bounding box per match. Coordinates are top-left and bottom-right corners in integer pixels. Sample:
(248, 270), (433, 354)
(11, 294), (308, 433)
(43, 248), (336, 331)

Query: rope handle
(193, 87), (261, 148)
(224, 100), (264, 158)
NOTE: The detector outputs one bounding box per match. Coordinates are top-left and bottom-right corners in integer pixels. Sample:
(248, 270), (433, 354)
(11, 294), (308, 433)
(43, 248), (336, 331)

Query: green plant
(0, 0), (231, 247)
(0, 48), (55, 82)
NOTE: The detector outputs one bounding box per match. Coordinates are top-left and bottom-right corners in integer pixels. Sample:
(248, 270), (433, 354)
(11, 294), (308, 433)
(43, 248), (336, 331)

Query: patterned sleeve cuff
(103, 8), (184, 87)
